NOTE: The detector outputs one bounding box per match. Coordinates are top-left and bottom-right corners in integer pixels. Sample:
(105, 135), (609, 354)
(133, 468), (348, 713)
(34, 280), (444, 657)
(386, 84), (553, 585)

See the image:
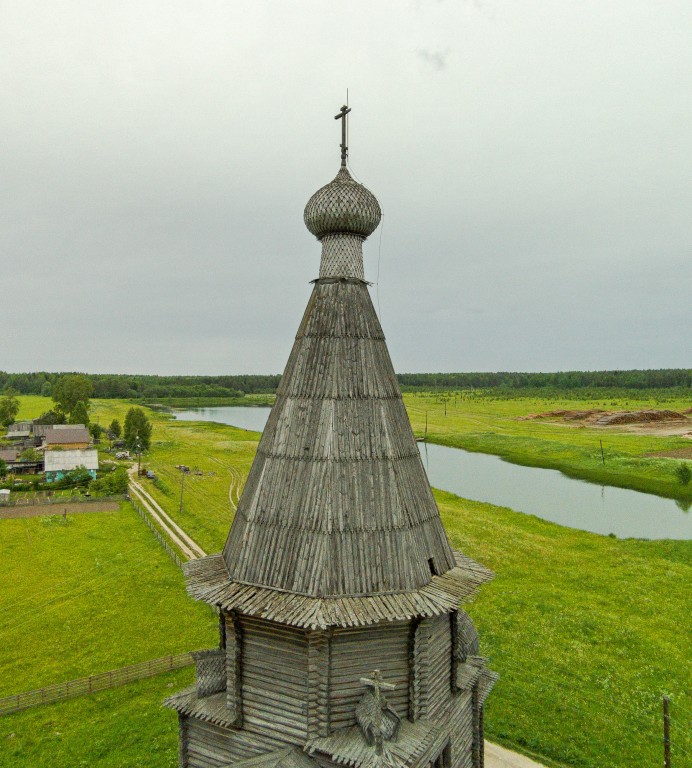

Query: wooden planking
(187, 551), (492, 630)
(223, 279), (457, 599)
(240, 617), (309, 743)
(225, 612), (243, 726)
(427, 614), (452, 722)
(185, 717), (282, 768)
(411, 614), (453, 722)
(179, 713), (188, 768)
(307, 630), (331, 737)
(330, 622), (409, 729)
(448, 692), (474, 768)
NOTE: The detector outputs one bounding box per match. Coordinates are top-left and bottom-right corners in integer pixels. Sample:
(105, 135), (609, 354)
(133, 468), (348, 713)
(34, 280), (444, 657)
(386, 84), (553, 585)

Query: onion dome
(304, 166), (381, 240)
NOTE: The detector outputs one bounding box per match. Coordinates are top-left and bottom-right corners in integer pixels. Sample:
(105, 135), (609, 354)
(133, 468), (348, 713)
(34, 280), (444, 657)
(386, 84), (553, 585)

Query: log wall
(330, 621), (409, 729)
(412, 614), (452, 721)
(185, 718), (280, 768)
(240, 616), (309, 742)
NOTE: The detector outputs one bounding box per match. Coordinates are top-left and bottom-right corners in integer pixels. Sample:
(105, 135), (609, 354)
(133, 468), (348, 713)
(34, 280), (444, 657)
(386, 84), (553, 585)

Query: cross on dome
(334, 104), (351, 166)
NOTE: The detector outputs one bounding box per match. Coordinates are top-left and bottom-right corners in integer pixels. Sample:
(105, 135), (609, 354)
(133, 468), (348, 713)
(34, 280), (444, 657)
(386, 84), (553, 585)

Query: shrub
(675, 462), (691, 486)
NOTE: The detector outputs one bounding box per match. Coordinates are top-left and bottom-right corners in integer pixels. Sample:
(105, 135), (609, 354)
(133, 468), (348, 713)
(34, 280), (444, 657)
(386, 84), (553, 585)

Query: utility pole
(599, 440), (605, 466)
(663, 695), (671, 768)
(136, 436), (141, 477)
(179, 467), (186, 515)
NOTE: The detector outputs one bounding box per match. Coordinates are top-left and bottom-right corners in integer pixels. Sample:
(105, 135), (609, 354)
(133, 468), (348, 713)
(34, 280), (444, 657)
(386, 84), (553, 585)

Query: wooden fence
(130, 496), (185, 570)
(0, 652), (195, 716)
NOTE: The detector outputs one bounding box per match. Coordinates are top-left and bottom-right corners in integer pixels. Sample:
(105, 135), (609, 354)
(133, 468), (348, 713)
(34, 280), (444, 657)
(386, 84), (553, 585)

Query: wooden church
(166, 107), (497, 768)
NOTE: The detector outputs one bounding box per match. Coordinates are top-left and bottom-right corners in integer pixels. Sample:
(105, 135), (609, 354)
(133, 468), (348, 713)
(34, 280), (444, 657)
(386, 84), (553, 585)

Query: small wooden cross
(360, 669), (396, 702)
(334, 104), (352, 166)
(359, 670), (396, 754)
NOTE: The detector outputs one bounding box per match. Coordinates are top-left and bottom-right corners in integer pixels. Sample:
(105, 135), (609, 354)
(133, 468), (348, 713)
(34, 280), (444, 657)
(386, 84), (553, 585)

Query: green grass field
(0, 669), (192, 768)
(0, 503), (216, 695)
(4, 395), (691, 766)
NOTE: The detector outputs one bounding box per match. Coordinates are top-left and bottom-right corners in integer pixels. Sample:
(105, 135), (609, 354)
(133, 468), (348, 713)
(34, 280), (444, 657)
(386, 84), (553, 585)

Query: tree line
(0, 369), (689, 399)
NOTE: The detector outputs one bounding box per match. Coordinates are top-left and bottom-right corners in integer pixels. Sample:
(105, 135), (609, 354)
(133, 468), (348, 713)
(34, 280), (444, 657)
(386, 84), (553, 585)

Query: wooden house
(44, 449), (98, 482)
(43, 426), (90, 451)
(5, 421), (32, 440)
(166, 111), (496, 768)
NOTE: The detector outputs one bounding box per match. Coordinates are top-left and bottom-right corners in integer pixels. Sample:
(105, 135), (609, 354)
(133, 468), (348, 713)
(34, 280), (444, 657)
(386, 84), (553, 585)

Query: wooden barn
(166, 109), (496, 768)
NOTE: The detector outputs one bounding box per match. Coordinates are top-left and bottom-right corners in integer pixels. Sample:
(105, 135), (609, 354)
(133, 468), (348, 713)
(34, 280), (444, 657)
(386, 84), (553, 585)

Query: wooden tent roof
(222, 276), (456, 598)
(182, 159), (491, 625)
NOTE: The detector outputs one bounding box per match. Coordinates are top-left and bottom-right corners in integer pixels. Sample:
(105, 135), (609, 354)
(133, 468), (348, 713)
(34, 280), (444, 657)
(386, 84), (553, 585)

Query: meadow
(3, 394), (691, 766)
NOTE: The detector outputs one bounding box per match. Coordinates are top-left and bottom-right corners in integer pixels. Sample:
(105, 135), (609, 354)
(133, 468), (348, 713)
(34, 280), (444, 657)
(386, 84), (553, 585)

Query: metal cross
(334, 104), (351, 166)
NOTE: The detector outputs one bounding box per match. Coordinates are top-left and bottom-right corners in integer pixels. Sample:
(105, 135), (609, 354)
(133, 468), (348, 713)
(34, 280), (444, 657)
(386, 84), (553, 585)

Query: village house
(5, 421), (32, 440)
(0, 447), (43, 475)
(44, 449), (99, 483)
(42, 425), (91, 450)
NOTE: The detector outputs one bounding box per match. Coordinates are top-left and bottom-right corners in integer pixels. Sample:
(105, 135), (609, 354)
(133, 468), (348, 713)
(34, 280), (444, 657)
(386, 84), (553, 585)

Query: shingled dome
(304, 166), (381, 240)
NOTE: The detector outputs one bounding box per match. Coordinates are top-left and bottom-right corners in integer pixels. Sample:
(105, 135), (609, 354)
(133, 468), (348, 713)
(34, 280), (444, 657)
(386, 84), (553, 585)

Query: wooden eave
(183, 551), (493, 630)
(230, 747), (320, 768)
(305, 715), (450, 768)
(164, 686), (237, 730)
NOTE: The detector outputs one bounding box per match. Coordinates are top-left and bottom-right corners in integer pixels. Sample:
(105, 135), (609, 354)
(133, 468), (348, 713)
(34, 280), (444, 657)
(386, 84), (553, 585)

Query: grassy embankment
(5, 395), (692, 766)
(404, 391), (692, 501)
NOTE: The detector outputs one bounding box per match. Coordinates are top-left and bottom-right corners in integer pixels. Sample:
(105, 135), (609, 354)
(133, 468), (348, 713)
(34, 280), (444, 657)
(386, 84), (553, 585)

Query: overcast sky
(2, 1), (690, 376)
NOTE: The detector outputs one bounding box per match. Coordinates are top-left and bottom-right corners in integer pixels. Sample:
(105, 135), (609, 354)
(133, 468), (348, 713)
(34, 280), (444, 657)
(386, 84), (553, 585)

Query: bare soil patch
(0, 500), (120, 519)
(519, 408), (691, 435)
(646, 447), (692, 460)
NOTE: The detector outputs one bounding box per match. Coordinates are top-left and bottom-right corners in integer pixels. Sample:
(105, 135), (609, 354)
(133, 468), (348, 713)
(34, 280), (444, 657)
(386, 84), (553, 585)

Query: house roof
(6, 423), (31, 437)
(44, 449), (98, 472)
(45, 428), (90, 445)
(0, 449), (18, 462)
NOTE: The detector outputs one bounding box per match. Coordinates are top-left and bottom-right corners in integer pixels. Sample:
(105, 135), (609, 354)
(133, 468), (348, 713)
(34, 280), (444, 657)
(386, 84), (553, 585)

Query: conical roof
(221, 163), (456, 598)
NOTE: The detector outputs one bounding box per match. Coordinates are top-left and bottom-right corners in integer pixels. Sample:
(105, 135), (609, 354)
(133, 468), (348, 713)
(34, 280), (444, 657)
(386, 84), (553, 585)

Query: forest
(0, 368), (689, 400)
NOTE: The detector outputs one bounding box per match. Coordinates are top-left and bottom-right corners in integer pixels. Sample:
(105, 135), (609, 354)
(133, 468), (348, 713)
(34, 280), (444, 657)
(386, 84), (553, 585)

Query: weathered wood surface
(183, 714), (292, 768)
(226, 612), (243, 726)
(307, 630), (331, 738)
(185, 552), (492, 630)
(172, 153), (497, 768)
(223, 280), (456, 599)
(192, 649), (226, 698)
(330, 623), (410, 729)
(240, 617), (309, 743)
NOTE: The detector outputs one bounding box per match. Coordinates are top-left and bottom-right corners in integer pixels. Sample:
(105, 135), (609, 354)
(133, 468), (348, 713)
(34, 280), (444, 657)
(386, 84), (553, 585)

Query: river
(173, 406), (691, 540)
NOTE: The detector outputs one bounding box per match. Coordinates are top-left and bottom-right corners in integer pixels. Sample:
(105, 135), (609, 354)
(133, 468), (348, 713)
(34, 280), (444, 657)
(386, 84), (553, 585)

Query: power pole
(179, 467), (185, 515)
(663, 695), (671, 768)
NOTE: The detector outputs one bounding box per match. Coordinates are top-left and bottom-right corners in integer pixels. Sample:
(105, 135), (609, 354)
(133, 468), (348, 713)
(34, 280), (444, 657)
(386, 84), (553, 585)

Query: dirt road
(0, 500), (120, 519)
(128, 467), (206, 560)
